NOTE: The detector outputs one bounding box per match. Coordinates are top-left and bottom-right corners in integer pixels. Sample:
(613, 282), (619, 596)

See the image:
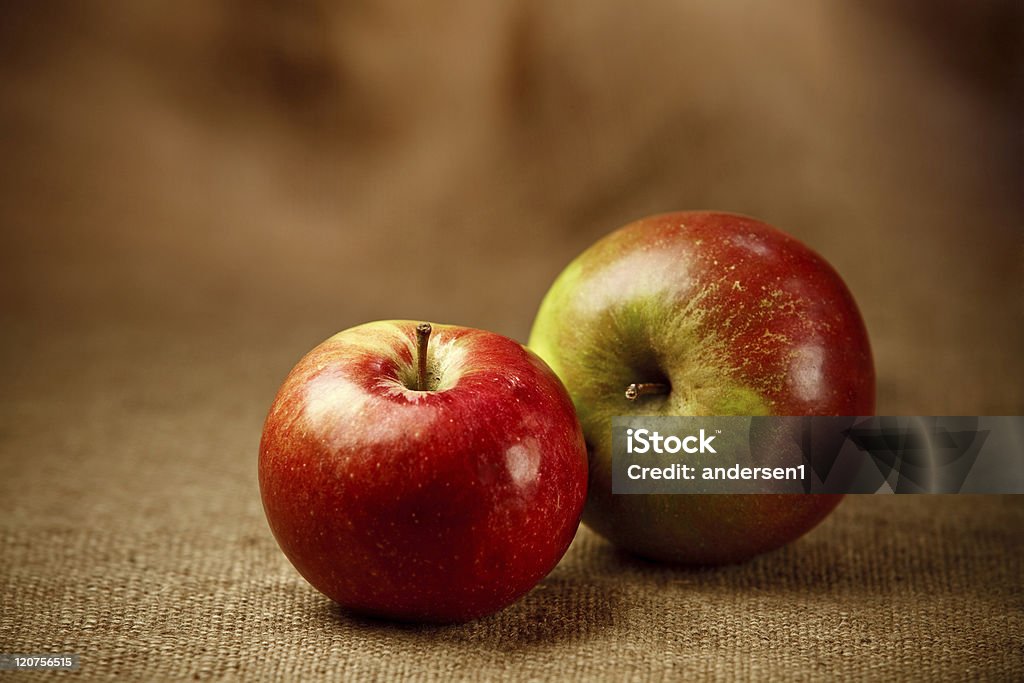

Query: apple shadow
(590, 522), (871, 600)
(323, 567), (622, 652)
(589, 495), (1024, 604)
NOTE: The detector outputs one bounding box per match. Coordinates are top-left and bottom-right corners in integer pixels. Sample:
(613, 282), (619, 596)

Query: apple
(259, 321), (588, 623)
(529, 211), (874, 564)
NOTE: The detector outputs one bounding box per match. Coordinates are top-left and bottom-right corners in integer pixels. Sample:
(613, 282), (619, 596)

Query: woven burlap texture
(1, 322), (1022, 681)
(3, 484), (1022, 680)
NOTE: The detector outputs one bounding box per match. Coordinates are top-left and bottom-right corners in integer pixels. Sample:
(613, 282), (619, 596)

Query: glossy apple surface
(529, 211), (874, 564)
(259, 321), (588, 622)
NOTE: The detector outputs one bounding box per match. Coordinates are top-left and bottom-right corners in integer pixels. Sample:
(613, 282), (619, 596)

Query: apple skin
(529, 211), (874, 564)
(259, 321), (588, 623)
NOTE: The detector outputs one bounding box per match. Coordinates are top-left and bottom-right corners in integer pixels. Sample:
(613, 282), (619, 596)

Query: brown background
(1, 2), (1022, 680)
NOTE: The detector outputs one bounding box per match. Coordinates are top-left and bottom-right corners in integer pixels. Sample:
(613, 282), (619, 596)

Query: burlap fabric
(1, 318), (1022, 681)
(2, 2), (1023, 680)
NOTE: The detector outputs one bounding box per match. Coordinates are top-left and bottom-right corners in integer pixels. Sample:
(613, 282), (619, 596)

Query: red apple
(259, 321), (588, 623)
(529, 211), (875, 564)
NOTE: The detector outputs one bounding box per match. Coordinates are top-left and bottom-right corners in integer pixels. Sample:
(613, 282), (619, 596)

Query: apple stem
(416, 323), (432, 391)
(625, 382), (669, 401)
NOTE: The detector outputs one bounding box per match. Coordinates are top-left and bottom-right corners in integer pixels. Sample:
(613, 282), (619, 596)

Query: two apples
(258, 211), (874, 623)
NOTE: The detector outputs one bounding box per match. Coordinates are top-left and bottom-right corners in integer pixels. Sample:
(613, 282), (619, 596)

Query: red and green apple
(259, 321), (588, 622)
(529, 211), (874, 564)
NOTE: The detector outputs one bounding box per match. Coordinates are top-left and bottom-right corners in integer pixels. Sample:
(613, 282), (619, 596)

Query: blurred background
(1, 2), (1022, 677)
(2, 0), (1022, 414)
